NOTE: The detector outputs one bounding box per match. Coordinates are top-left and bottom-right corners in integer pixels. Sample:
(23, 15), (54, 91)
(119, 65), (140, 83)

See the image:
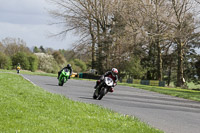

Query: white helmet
(111, 68), (118, 76)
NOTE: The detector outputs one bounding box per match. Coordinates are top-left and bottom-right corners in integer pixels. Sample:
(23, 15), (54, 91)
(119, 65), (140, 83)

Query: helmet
(111, 68), (118, 76)
(67, 64), (71, 68)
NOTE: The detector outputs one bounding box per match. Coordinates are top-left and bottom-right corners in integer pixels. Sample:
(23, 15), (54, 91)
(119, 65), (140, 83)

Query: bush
(52, 51), (66, 65)
(72, 59), (87, 72)
(0, 52), (12, 69)
(28, 54), (38, 72)
(35, 53), (59, 73)
(124, 57), (146, 79)
(12, 52), (30, 70)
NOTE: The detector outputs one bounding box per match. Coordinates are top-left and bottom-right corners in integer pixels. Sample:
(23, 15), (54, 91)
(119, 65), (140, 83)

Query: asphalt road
(22, 74), (200, 133)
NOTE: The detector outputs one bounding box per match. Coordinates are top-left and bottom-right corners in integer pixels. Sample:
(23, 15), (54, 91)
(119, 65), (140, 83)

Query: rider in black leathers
(94, 68), (118, 92)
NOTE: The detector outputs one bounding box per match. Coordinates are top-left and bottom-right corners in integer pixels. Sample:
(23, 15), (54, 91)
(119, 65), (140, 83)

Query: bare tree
(48, 0), (98, 70)
(48, 0), (119, 73)
(0, 42), (5, 52)
(1, 37), (30, 56)
(47, 0), (200, 85)
(169, 0), (200, 87)
(118, 0), (174, 80)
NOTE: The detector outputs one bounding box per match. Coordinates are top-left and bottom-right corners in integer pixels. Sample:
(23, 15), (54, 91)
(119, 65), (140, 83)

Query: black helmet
(67, 64), (71, 68)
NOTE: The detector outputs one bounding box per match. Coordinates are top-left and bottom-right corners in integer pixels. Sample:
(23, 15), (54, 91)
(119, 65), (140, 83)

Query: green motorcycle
(58, 69), (70, 86)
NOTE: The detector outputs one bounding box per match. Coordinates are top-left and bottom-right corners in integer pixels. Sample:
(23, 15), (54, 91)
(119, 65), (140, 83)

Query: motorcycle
(17, 66), (20, 74)
(93, 77), (114, 100)
(58, 69), (70, 86)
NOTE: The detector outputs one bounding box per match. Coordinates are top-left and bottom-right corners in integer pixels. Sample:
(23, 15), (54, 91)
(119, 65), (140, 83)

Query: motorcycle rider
(16, 63), (21, 73)
(57, 64), (73, 79)
(16, 63), (20, 68)
(94, 68), (118, 92)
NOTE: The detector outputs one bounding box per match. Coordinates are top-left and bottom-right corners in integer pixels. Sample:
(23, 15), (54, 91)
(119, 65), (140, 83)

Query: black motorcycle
(93, 77), (114, 100)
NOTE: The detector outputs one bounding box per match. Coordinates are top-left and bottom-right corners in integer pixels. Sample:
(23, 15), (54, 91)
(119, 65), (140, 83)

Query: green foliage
(195, 58), (200, 80)
(39, 45), (46, 53)
(0, 52), (12, 69)
(52, 51), (66, 65)
(12, 52), (30, 70)
(11, 52), (39, 71)
(70, 59), (87, 72)
(28, 54), (38, 72)
(33, 46), (40, 53)
(74, 59), (87, 71)
(124, 57), (146, 79)
(69, 61), (80, 72)
(0, 73), (163, 133)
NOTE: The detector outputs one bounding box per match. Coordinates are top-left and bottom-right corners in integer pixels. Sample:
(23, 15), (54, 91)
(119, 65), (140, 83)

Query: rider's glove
(113, 83), (117, 87)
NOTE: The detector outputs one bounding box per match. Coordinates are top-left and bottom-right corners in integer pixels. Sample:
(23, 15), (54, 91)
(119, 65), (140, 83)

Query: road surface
(22, 74), (200, 133)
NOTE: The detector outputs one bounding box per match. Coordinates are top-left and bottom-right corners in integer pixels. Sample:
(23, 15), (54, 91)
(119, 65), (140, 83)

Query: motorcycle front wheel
(97, 88), (107, 100)
(93, 90), (98, 99)
(58, 78), (64, 86)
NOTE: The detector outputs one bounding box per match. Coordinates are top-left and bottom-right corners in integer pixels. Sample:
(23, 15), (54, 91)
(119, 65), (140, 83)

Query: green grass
(0, 69), (57, 77)
(0, 73), (162, 133)
(119, 83), (200, 102)
(187, 82), (200, 89)
(169, 82), (200, 89)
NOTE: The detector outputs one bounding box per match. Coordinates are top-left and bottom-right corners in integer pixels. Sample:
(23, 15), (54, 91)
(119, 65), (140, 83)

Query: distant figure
(16, 63), (21, 74)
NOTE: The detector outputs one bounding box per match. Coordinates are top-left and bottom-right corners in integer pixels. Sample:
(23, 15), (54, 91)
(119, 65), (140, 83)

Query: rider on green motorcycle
(57, 64), (73, 79)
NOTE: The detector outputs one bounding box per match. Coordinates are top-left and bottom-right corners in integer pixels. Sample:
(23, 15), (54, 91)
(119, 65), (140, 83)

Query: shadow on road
(45, 84), (59, 87)
(79, 97), (94, 100)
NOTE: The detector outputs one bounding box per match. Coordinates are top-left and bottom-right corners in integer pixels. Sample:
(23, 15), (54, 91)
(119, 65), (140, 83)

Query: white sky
(0, 0), (78, 50)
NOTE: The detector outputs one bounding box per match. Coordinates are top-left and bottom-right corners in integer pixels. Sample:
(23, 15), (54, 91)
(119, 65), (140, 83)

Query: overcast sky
(0, 0), (199, 54)
(0, 0), (78, 50)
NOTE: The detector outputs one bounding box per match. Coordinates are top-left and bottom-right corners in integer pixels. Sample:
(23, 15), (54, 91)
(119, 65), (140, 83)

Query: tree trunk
(177, 41), (184, 87)
(97, 20), (103, 74)
(155, 0), (162, 81)
(94, 0), (103, 74)
(157, 40), (162, 81)
(91, 37), (95, 69)
(167, 62), (172, 86)
(89, 19), (95, 69)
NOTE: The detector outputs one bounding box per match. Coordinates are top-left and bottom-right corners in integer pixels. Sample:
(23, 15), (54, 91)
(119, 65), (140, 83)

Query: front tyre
(58, 82), (63, 86)
(93, 91), (98, 99)
(97, 88), (106, 100)
(58, 78), (64, 86)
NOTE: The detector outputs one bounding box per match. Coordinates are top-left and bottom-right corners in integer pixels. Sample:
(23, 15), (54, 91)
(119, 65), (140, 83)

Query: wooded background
(1, 0), (200, 88)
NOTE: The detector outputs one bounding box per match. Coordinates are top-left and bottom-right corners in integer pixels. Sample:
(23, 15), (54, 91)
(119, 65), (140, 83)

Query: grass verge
(0, 69), (57, 77)
(0, 73), (163, 133)
(119, 83), (200, 102)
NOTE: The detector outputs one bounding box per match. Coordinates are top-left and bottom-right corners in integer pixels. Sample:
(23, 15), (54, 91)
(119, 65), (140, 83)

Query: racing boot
(109, 87), (114, 92)
(94, 80), (101, 89)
